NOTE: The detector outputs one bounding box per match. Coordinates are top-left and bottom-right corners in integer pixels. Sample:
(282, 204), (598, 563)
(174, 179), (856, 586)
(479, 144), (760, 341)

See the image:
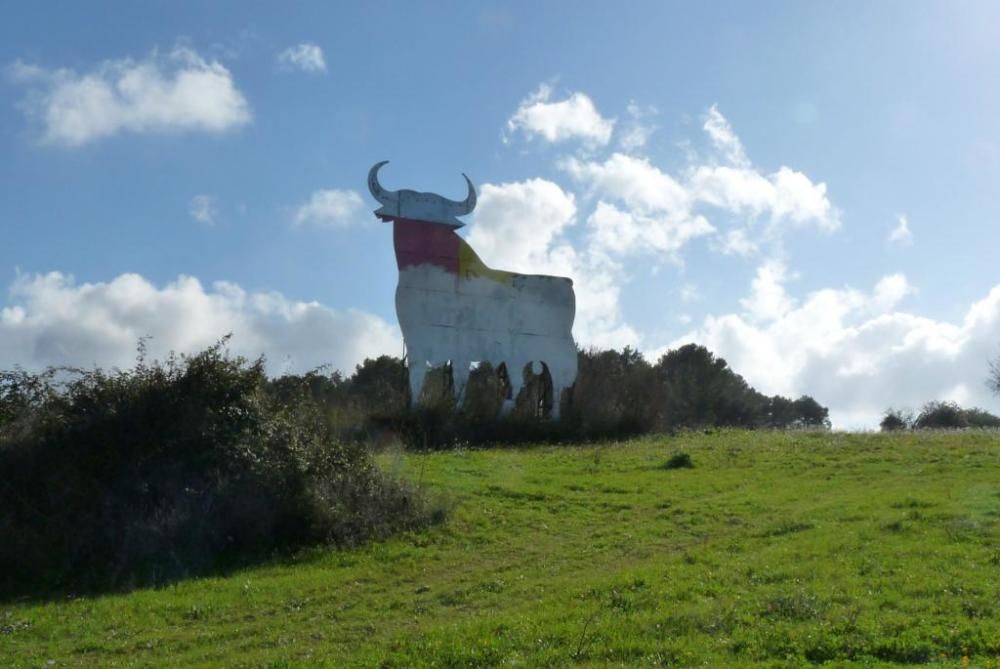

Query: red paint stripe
(391, 218), (460, 274)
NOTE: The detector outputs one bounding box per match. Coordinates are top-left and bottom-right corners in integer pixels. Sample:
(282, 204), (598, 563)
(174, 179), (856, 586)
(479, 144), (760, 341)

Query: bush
(663, 452), (694, 469)
(880, 408), (911, 432)
(914, 401), (969, 429)
(961, 407), (1000, 428)
(0, 342), (441, 597)
(888, 403), (1000, 431)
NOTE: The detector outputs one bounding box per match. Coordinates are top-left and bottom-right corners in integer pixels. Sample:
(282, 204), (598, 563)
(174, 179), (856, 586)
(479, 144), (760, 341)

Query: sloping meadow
(3, 430), (999, 667)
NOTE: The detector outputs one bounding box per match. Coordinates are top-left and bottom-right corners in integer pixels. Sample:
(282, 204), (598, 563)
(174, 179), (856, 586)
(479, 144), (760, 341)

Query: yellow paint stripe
(458, 240), (515, 285)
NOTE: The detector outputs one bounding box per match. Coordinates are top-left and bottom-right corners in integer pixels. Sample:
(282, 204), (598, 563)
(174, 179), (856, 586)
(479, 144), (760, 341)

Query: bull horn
(444, 173), (477, 216)
(367, 161), (396, 205)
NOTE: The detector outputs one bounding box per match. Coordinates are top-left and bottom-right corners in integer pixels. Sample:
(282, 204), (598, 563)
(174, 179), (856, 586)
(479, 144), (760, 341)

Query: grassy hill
(3, 430), (999, 667)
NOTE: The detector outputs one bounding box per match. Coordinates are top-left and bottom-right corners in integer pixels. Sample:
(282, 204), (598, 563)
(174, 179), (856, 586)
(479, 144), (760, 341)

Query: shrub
(914, 401), (968, 429)
(961, 407), (1000, 428)
(564, 347), (661, 438)
(0, 341), (441, 597)
(880, 408), (911, 432)
(663, 452), (694, 469)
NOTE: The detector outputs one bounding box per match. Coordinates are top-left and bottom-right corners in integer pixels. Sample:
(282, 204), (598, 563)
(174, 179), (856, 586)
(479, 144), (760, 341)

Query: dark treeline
(881, 401), (1000, 432)
(271, 343), (831, 448)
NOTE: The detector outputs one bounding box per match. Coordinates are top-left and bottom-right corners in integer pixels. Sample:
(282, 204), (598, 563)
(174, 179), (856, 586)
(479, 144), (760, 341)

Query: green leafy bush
(914, 401), (968, 429)
(662, 452), (694, 469)
(880, 408), (911, 431)
(0, 342), (441, 597)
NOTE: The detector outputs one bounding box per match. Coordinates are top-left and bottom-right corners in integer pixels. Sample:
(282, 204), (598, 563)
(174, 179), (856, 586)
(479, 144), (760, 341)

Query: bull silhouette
(368, 161), (577, 417)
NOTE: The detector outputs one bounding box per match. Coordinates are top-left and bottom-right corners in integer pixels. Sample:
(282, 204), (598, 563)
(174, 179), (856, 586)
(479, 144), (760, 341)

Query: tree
(567, 346), (660, 436)
(880, 408), (910, 432)
(655, 344), (768, 428)
(914, 401), (967, 429)
(792, 395), (831, 429)
(348, 355), (409, 416)
(990, 356), (1000, 398)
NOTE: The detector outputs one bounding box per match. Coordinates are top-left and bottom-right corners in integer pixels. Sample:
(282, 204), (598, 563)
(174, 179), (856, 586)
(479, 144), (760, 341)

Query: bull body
(368, 162), (577, 417)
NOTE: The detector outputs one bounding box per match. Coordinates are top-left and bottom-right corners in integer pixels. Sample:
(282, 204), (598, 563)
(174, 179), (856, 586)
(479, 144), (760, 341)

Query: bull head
(368, 161), (476, 229)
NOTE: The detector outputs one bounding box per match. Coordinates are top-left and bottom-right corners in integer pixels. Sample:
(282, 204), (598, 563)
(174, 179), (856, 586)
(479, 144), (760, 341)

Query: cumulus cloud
(562, 152), (691, 215)
(561, 152), (714, 259)
(294, 189), (364, 227)
(547, 105), (840, 278)
(687, 165), (839, 233)
(586, 201), (714, 256)
(739, 260), (795, 322)
(189, 194), (219, 226)
(0, 272), (400, 375)
(687, 107), (841, 235)
(7, 47), (251, 147)
(277, 43), (326, 73)
(494, 100), (844, 356)
(672, 273), (1000, 429)
(889, 214), (913, 245)
(872, 273), (913, 311)
(505, 84), (614, 146)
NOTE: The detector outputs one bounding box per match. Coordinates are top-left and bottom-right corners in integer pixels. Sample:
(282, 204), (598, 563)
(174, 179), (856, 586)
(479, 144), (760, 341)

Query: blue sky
(2, 1), (999, 427)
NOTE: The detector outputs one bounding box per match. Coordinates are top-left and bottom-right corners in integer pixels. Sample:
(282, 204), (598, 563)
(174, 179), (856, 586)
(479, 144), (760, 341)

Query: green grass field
(3, 430), (1000, 667)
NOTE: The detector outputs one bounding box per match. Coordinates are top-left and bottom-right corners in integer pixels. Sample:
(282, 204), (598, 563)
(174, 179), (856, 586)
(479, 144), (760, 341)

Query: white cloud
(0, 272), (400, 375)
(716, 229), (758, 256)
(562, 152), (691, 215)
(467, 179), (576, 271)
(505, 84), (614, 146)
(703, 104), (749, 167)
(618, 101), (657, 153)
(561, 152), (713, 259)
(889, 214), (913, 245)
(294, 189), (364, 227)
(739, 259), (795, 322)
(189, 194), (219, 226)
(277, 43), (326, 73)
(689, 107), (841, 234)
(872, 273), (913, 311)
(8, 47), (251, 147)
(586, 201), (714, 256)
(559, 106), (839, 264)
(672, 274), (1000, 429)
(687, 165), (839, 232)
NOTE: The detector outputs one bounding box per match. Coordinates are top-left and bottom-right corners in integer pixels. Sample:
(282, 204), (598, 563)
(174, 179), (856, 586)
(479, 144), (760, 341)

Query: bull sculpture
(368, 161), (577, 417)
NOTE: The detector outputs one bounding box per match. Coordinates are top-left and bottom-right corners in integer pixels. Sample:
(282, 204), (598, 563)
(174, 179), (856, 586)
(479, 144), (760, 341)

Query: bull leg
(407, 360), (427, 407)
(452, 361), (471, 410)
(550, 383), (562, 419)
(502, 362), (525, 415)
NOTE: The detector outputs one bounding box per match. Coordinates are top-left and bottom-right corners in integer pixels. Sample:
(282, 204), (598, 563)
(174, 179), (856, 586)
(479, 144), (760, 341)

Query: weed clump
(0, 341), (442, 597)
(662, 452), (694, 470)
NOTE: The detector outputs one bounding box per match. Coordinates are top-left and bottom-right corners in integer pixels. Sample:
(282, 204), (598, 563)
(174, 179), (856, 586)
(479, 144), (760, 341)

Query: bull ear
(368, 161), (395, 204)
